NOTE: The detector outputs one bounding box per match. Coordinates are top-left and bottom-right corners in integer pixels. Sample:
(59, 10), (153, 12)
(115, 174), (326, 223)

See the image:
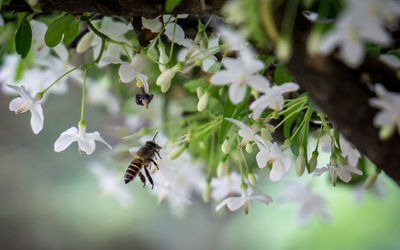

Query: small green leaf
(274, 64), (293, 85)
(183, 78), (208, 92)
(45, 14), (75, 47)
(219, 98), (236, 144)
(15, 18), (32, 58)
(165, 0), (182, 12)
(63, 19), (80, 45)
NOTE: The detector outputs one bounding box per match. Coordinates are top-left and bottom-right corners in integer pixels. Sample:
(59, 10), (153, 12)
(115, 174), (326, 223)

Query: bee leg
(155, 150), (162, 159)
(138, 171), (146, 187)
(150, 159), (159, 170)
(144, 166), (154, 189)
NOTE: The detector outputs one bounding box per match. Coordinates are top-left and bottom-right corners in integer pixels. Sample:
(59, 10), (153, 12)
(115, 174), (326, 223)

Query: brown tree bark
(5, 0), (400, 185)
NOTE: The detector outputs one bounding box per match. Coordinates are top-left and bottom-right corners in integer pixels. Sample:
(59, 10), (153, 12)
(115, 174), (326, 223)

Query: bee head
(146, 141), (161, 149)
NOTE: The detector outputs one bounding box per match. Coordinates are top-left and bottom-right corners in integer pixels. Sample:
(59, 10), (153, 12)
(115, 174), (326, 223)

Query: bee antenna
(152, 132), (159, 141)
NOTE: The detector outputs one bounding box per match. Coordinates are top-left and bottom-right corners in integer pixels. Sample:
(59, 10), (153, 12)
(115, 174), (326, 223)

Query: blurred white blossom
(280, 182), (330, 224)
(256, 142), (292, 182)
(313, 163), (362, 186)
(211, 172), (242, 201)
(89, 163), (133, 207)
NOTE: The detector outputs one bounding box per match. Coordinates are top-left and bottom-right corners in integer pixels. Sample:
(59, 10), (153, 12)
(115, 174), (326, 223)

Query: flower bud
(261, 128), (272, 141)
(169, 142), (189, 160)
(202, 182), (211, 203)
(156, 63), (182, 93)
(307, 29), (322, 55)
(219, 88), (224, 96)
(217, 160), (228, 178)
(221, 139), (230, 154)
(295, 146), (306, 176)
(197, 92), (209, 112)
(77, 32), (94, 53)
(158, 39), (169, 73)
(364, 174), (378, 190)
(276, 37), (291, 63)
(379, 124), (395, 140)
(247, 172), (256, 186)
(196, 87), (204, 99)
(245, 143), (253, 153)
(308, 150), (319, 172)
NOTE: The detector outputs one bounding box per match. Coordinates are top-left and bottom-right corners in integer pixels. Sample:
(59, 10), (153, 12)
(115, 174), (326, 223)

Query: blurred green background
(1, 86), (400, 250)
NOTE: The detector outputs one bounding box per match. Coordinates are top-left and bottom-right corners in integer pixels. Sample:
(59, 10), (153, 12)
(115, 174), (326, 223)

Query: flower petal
(336, 169), (352, 182)
(54, 127), (78, 152)
(30, 103), (44, 134)
(229, 82), (247, 104)
(222, 58), (242, 71)
(119, 64), (137, 83)
(9, 97), (24, 112)
(226, 197), (247, 211)
(210, 70), (233, 85)
(246, 75), (270, 92)
(269, 161), (288, 182)
(248, 194), (273, 205)
(78, 137), (96, 155)
(312, 167), (329, 177)
(86, 131), (112, 149)
(141, 16), (162, 33)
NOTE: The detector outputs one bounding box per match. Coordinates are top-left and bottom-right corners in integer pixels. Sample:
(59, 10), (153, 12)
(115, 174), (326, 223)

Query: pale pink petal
(54, 127), (79, 152)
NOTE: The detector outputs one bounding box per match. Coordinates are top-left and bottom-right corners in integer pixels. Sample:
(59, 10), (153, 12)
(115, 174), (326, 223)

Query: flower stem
(94, 38), (106, 64)
(169, 17), (178, 61)
(79, 67), (88, 124)
(40, 65), (83, 95)
(259, 0), (280, 43)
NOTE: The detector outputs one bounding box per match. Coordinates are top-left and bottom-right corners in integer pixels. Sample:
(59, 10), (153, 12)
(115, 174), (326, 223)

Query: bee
(124, 132), (162, 189)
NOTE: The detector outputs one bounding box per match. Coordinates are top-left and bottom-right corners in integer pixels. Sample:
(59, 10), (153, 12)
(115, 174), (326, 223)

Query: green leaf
(183, 78), (208, 92)
(274, 64), (293, 85)
(165, 0), (182, 12)
(218, 98), (236, 144)
(283, 112), (298, 139)
(63, 19), (80, 45)
(15, 18), (32, 58)
(45, 14), (75, 47)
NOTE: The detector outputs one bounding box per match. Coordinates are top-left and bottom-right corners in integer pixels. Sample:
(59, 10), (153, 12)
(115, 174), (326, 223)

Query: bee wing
(129, 146), (141, 157)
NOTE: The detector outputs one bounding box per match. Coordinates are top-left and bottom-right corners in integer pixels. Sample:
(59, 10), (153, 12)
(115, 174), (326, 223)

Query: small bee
(124, 132), (162, 189)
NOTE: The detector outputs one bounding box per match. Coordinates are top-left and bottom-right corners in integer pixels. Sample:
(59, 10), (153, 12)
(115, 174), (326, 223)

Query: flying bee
(124, 132), (162, 189)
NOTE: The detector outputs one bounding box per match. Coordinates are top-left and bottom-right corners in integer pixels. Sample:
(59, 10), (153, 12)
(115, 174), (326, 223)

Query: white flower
(320, 132), (361, 167)
(216, 188), (273, 215)
(89, 163), (133, 207)
(319, 0), (400, 68)
(141, 16), (163, 33)
(89, 17), (130, 61)
(256, 142), (292, 182)
(379, 54), (400, 70)
(369, 83), (400, 137)
(87, 77), (120, 114)
(211, 172), (242, 201)
(100, 54), (149, 93)
(30, 20), (68, 59)
(313, 163), (362, 186)
(280, 182), (330, 224)
(217, 25), (247, 51)
(250, 82), (299, 119)
(54, 123), (112, 155)
(210, 52), (269, 104)
(156, 64), (182, 92)
(7, 84), (44, 134)
(0, 54), (20, 94)
(225, 118), (268, 148)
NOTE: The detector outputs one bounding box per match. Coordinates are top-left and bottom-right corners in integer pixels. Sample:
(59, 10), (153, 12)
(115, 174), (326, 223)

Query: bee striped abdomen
(124, 158), (144, 184)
